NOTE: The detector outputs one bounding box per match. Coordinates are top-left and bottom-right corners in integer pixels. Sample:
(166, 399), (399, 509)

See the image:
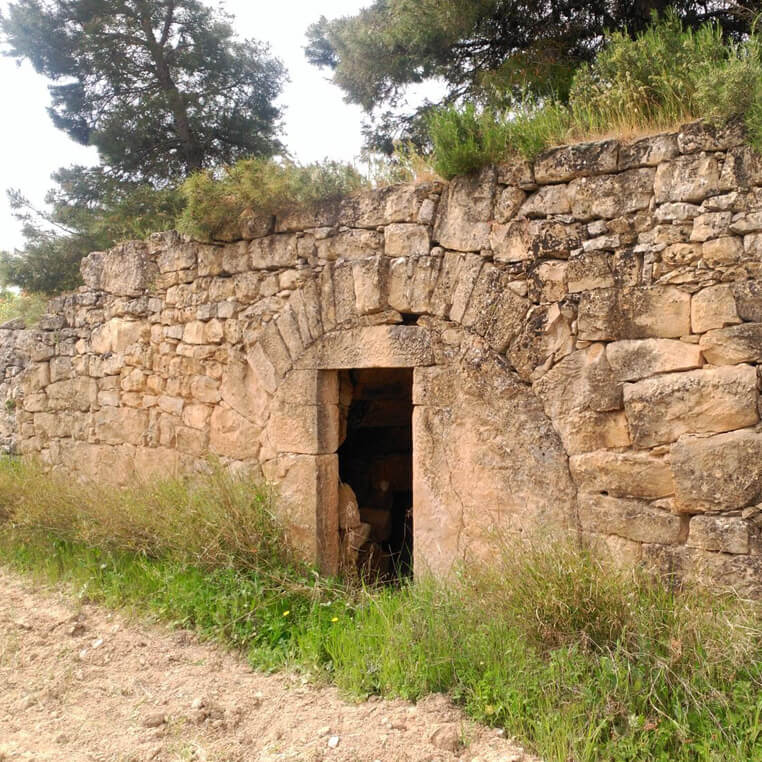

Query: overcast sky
(0, 0), (375, 251)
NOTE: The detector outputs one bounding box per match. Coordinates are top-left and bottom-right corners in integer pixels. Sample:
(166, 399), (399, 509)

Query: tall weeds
(2, 458), (762, 760)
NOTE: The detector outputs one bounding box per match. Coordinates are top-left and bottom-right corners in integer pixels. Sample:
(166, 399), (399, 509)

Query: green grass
(2, 458), (762, 760)
(429, 12), (762, 178)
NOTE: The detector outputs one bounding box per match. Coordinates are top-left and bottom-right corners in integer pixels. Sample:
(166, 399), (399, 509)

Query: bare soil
(0, 569), (535, 762)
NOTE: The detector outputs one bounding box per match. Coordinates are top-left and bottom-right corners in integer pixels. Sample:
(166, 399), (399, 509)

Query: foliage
(3, 459), (762, 759)
(306, 0), (757, 150)
(177, 158), (371, 241)
(429, 13), (762, 178)
(1, 168), (184, 293)
(0, 290), (47, 326)
(2, 0), (286, 181)
(1, 0), (285, 293)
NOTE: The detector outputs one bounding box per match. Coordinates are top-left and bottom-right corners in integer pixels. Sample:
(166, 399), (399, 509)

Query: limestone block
(496, 157), (535, 187)
(566, 252), (614, 293)
(654, 153), (722, 203)
(220, 354), (271, 426)
(338, 482), (361, 529)
(157, 394), (184, 416)
(157, 244), (197, 274)
(578, 493), (684, 544)
(700, 323), (762, 365)
(262, 454), (339, 573)
(494, 187), (526, 223)
(691, 284), (741, 333)
(182, 403), (212, 430)
(267, 402), (339, 455)
(687, 515), (750, 554)
(690, 211), (732, 242)
(80, 241), (156, 297)
(433, 167), (495, 251)
(46, 378), (97, 412)
(297, 326), (433, 369)
(655, 202), (701, 222)
(352, 256), (386, 315)
(174, 425), (208, 456)
(61, 442), (136, 485)
(702, 236), (743, 266)
(316, 229), (384, 261)
(509, 303), (574, 382)
(94, 406), (148, 446)
(534, 139), (619, 183)
(91, 318), (146, 354)
(570, 450), (673, 499)
(491, 218), (583, 262)
(448, 253), (483, 323)
(671, 429), (762, 513)
(275, 308), (304, 360)
(332, 262), (357, 325)
(578, 286), (691, 340)
(519, 185), (571, 217)
(732, 280), (762, 322)
(190, 375), (220, 404)
(249, 234), (299, 268)
(275, 197), (340, 232)
(606, 338), (702, 381)
(719, 145), (762, 190)
(384, 223), (430, 257)
(618, 132), (679, 169)
(623, 365), (758, 447)
(568, 168), (655, 220)
(532, 260), (568, 303)
(209, 406), (261, 460)
(678, 119), (745, 153)
(662, 243), (702, 266)
(182, 321), (206, 345)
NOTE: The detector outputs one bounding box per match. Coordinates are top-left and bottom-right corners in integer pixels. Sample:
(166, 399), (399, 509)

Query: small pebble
(327, 735), (340, 748)
(143, 713), (167, 728)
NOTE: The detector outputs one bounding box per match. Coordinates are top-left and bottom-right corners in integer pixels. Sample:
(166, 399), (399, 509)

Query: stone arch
(239, 254), (577, 575)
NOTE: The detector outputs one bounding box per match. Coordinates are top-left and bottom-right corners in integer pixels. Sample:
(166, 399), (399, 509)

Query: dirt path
(0, 569), (534, 762)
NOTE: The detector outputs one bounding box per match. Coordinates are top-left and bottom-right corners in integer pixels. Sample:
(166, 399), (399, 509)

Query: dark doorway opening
(338, 368), (413, 580)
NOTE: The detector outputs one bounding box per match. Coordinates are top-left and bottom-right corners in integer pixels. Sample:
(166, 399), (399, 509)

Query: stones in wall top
(8, 118), (762, 591)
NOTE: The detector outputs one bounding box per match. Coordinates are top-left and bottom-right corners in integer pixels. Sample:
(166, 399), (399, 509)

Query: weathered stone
(672, 429), (762, 513)
(700, 323), (762, 365)
(687, 515), (750, 554)
(494, 187), (526, 223)
(491, 219), (583, 262)
(315, 229), (384, 261)
(508, 303), (574, 382)
(81, 242), (156, 297)
(619, 132), (679, 169)
(690, 212), (732, 242)
(623, 365), (758, 447)
(606, 338), (703, 381)
(570, 450), (673, 499)
(702, 236), (743, 266)
(91, 318), (146, 354)
(534, 139), (619, 184)
(732, 280), (762, 322)
(338, 482), (361, 529)
(566, 252), (614, 293)
(267, 403), (339, 455)
(384, 223), (430, 257)
(678, 119), (746, 154)
(433, 167), (495, 251)
(94, 406), (148, 446)
(297, 326), (433, 369)
(496, 158), (535, 187)
(519, 185), (571, 217)
(578, 286), (691, 340)
(691, 284), (741, 334)
(209, 406), (260, 460)
(578, 494), (684, 544)
(568, 168), (654, 220)
(654, 153), (722, 203)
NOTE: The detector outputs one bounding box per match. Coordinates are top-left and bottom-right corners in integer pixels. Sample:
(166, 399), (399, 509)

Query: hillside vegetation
(2, 460), (762, 761)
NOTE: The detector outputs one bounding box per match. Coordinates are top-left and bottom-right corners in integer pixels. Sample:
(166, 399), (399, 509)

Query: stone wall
(7, 119), (762, 592)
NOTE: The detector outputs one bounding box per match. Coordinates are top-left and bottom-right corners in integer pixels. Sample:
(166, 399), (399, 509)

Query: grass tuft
(2, 458), (762, 760)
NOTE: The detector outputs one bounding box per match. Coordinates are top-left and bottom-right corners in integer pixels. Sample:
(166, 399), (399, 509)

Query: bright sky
(0, 0), (376, 251)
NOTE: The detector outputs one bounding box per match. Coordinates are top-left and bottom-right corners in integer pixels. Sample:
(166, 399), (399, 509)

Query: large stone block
(570, 450), (674, 499)
(606, 338), (702, 381)
(384, 223), (430, 257)
(297, 326), (434, 369)
(90, 318), (146, 354)
(699, 323), (762, 365)
(266, 403), (339, 455)
(80, 241), (156, 297)
(687, 515), (750, 554)
(654, 153), (723, 203)
(578, 286), (691, 340)
(534, 139), (619, 183)
(691, 284), (741, 334)
(433, 167), (495, 251)
(491, 219), (584, 262)
(623, 365), (758, 447)
(671, 429), (762, 513)
(578, 493), (684, 544)
(209, 406), (261, 460)
(568, 168), (655, 220)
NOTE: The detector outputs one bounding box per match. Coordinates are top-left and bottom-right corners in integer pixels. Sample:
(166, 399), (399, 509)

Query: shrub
(177, 158), (370, 241)
(429, 12), (762, 178)
(0, 290), (48, 327)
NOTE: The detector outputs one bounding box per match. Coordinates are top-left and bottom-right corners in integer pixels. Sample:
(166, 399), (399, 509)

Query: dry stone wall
(7, 119), (762, 591)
